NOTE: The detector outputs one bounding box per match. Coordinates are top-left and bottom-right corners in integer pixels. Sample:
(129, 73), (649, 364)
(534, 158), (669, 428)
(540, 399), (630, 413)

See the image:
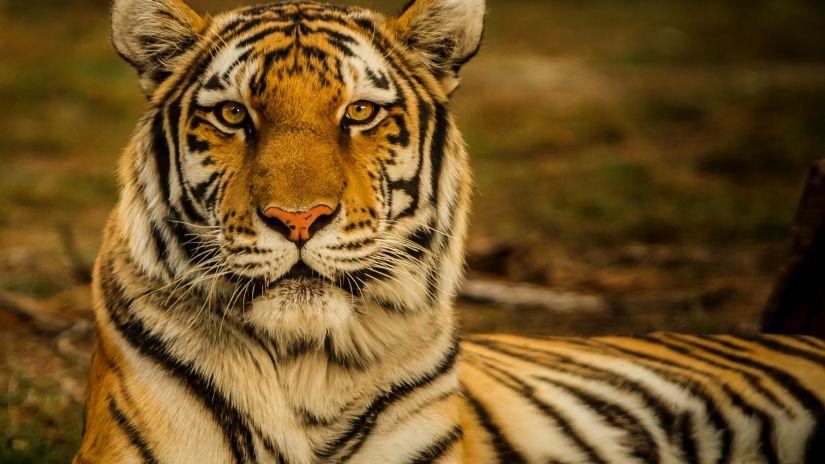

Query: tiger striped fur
(74, 0), (825, 462)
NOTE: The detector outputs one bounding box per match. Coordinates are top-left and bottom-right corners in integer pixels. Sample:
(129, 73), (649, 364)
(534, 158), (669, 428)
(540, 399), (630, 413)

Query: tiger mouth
(222, 258), (363, 304)
(265, 260), (360, 296)
(279, 260), (320, 282)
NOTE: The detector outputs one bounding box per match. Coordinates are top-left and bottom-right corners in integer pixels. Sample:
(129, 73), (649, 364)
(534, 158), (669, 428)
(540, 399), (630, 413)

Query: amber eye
(344, 101), (377, 124)
(217, 102), (248, 126)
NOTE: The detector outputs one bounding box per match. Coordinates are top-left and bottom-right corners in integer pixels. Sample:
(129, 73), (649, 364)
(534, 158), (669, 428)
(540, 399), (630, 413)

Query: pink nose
(262, 205), (334, 242)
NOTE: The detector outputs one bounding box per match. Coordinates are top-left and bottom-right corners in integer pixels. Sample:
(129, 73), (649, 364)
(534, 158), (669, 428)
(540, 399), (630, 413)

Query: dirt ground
(2, 0), (825, 461)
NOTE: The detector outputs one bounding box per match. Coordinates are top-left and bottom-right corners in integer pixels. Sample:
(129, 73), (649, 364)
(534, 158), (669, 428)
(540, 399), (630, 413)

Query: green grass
(1, 369), (84, 463)
(472, 152), (798, 246)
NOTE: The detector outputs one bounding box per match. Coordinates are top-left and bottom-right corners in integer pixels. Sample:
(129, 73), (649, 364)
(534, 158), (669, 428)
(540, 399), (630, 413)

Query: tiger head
(111, 0), (484, 348)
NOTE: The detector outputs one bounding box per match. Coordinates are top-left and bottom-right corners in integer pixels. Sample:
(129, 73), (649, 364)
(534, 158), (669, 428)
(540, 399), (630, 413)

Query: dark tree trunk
(762, 160), (825, 339)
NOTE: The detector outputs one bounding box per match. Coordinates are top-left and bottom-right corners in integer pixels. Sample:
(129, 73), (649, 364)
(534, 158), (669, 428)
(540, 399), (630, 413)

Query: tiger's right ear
(111, 0), (206, 96)
(392, 0), (485, 94)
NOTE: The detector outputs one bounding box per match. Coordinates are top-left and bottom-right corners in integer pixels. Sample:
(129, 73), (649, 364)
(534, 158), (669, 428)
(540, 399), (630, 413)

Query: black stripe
(645, 334), (793, 415)
(192, 172), (221, 199)
(667, 334), (825, 462)
(385, 115), (410, 146)
(131, 173), (174, 278)
(722, 382), (779, 464)
(166, 99), (207, 225)
(461, 388), (527, 463)
(473, 360), (608, 464)
(186, 134), (211, 153)
(532, 375), (660, 463)
(298, 44), (331, 61)
(588, 338), (738, 464)
(366, 67), (390, 89)
(751, 336), (825, 367)
(676, 412), (700, 464)
(108, 396), (160, 464)
(697, 335), (751, 352)
(237, 24), (296, 49)
(798, 336), (825, 350)
(390, 388), (458, 432)
(215, 8), (318, 48)
(298, 23), (355, 56)
(101, 257), (263, 464)
(300, 23), (357, 45)
(352, 17), (377, 33)
(203, 73), (225, 90)
(216, 16), (268, 40)
(405, 227), (434, 259)
(296, 406), (338, 428)
(254, 424), (288, 464)
(203, 172), (224, 212)
(668, 333), (824, 414)
(320, 339), (459, 461)
(429, 102), (448, 205)
(407, 425), (462, 464)
(167, 208), (204, 261)
(465, 338), (678, 439)
(150, 111), (171, 203)
(400, 98), (432, 217)
(148, 220), (170, 268)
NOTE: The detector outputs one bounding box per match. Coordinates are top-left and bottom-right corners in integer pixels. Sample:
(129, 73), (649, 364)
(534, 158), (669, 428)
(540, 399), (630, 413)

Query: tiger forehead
(198, 1), (394, 108)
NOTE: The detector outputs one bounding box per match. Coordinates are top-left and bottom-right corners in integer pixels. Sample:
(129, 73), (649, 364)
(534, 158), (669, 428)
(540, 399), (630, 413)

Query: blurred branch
(460, 278), (609, 313)
(0, 289), (70, 335)
(762, 160), (825, 338)
(57, 223), (93, 283)
(0, 289), (92, 363)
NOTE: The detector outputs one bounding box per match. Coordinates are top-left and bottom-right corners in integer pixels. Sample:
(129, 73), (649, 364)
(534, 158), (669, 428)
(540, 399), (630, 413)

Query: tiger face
(112, 0), (483, 346)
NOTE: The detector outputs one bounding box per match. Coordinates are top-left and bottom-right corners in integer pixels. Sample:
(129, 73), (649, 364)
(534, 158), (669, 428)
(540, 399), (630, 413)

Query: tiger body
(75, 0), (825, 462)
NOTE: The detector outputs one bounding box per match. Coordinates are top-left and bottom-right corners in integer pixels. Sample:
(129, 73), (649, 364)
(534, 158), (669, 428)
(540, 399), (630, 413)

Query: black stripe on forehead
(166, 3), (358, 97)
(218, 1), (355, 40)
(180, 2), (396, 102)
(238, 1), (353, 18)
(237, 15), (358, 83)
(215, 7), (372, 95)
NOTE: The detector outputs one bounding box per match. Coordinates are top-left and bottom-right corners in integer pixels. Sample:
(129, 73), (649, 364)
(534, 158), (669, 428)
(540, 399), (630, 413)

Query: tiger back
(460, 333), (825, 463)
(75, 0), (825, 463)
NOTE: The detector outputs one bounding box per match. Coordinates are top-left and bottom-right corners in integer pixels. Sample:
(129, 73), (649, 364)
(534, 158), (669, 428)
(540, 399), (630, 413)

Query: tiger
(73, 0), (825, 462)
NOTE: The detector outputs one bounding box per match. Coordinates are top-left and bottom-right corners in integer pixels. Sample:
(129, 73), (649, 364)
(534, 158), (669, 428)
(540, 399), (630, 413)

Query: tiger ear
(393, 0), (485, 94)
(111, 0), (205, 96)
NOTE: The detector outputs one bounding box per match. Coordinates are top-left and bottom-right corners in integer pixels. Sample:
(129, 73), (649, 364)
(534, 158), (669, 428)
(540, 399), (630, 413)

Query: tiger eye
(218, 102), (248, 126)
(345, 101), (377, 123)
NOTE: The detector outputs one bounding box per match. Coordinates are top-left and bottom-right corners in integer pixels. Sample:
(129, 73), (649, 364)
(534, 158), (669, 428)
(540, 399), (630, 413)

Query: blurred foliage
(1, 369), (84, 463)
(2, 0), (825, 460)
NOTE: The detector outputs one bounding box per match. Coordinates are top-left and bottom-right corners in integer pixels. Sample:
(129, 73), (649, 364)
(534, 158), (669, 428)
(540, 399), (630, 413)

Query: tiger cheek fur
(76, 0), (825, 463)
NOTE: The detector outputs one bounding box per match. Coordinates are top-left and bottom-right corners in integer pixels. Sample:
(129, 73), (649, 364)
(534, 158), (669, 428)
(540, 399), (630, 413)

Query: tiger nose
(261, 205), (335, 243)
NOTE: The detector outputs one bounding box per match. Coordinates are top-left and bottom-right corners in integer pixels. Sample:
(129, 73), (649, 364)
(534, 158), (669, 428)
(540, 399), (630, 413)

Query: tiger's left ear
(393, 0), (486, 94)
(111, 0), (206, 97)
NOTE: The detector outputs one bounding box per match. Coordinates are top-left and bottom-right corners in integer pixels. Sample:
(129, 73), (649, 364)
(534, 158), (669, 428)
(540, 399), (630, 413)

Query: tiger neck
(96, 219), (462, 461)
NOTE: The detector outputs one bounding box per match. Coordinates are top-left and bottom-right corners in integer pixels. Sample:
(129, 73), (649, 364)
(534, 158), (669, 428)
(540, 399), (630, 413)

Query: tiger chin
(75, 0), (825, 463)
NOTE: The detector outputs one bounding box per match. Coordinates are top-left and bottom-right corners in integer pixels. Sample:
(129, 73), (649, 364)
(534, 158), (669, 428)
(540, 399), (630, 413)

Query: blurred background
(2, 0), (825, 460)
